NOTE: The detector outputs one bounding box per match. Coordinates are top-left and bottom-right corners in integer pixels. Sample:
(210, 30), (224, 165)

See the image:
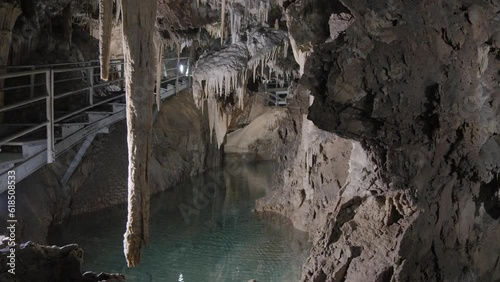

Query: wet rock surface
(0, 242), (125, 282)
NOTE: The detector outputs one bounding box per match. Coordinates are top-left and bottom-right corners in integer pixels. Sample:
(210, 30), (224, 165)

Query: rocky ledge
(0, 241), (125, 282)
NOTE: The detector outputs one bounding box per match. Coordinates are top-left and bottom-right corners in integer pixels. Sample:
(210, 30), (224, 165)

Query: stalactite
(220, 0), (226, 44)
(99, 0), (113, 80)
(207, 98), (231, 148)
(115, 0), (122, 24)
(205, 22), (222, 39)
(283, 38), (289, 57)
(229, 5), (242, 44)
(246, 27), (288, 81)
(62, 4), (73, 45)
(192, 1), (295, 148)
(192, 42), (249, 146)
(120, 0), (157, 268)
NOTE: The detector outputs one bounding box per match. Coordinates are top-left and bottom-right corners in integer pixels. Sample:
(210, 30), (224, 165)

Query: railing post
(30, 73), (35, 99)
(88, 67), (94, 106)
(187, 58), (191, 85)
(162, 60), (167, 78)
(175, 57), (180, 94)
(46, 69), (55, 163)
(120, 61), (125, 91)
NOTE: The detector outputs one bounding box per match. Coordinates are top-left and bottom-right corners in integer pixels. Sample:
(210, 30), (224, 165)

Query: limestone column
(120, 0), (157, 268)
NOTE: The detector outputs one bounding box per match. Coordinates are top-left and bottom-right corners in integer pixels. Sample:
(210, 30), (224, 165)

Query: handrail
(0, 122), (49, 146)
(0, 69), (49, 79)
(0, 55), (192, 189)
(54, 94), (126, 123)
(0, 56), (191, 153)
(0, 57), (189, 70)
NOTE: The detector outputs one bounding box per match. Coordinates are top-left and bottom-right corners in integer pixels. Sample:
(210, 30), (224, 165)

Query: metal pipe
(0, 58), (167, 70)
(0, 69), (48, 80)
(1, 81), (47, 92)
(53, 66), (94, 74)
(0, 59), (124, 70)
(53, 76), (88, 84)
(175, 55), (180, 94)
(30, 74), (35, 99)
(89, 68), (94, 105)
(0, 95), (47, 113)
(46, 70), (55, 163)
(54, 86), (91, 100)
(93, 78), (125, 89)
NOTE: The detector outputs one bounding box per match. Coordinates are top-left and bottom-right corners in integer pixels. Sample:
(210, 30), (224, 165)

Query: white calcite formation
(193, 22), (290, 148)
(192, 42), (248, 147)
(190, 0), (293, 148)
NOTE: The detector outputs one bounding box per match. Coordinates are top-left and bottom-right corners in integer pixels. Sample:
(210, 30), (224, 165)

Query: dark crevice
(327, 197), (363, 245)
(477, 175), (500, 219)
(419, 83), (440, 141)
(375, 266), (394, 282)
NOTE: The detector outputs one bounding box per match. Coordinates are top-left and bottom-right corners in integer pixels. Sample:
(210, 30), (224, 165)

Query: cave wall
(255, 84), (353, 235)
(284, 0), (500, 281)
(225, 92), (290, 161)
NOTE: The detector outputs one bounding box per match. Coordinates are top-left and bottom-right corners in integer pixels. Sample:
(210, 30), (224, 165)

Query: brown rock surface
(283, 0), (500, 281)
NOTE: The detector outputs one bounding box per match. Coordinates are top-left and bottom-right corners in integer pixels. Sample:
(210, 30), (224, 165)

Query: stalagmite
(99, 0), (113, 80)
(120, 0), (157, 267)
(0, 2), (21, 121)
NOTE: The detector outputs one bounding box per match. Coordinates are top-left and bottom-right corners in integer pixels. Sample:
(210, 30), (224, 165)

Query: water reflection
(49, 162), (311, 282)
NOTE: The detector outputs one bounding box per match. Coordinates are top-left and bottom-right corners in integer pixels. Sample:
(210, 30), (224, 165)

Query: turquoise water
(49, 162), (311, 282)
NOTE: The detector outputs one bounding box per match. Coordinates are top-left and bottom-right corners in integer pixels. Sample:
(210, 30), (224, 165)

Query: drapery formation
(99, 0), (158, 267)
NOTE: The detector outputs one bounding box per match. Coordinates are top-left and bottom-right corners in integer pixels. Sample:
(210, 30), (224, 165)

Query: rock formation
(259, 0), (500, 281)
(1, 0), (499, 280)
(99, 0), (113, 80)
(116, 0), (158, 267)
(0, 241), (125, 282)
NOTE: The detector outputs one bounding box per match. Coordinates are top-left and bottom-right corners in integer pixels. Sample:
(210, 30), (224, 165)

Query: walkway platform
(0, 57), (191, 192)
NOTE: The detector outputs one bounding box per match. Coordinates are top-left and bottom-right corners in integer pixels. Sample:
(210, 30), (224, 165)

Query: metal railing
(0, 56), (191, 164)
(262, 78), (289, 107)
